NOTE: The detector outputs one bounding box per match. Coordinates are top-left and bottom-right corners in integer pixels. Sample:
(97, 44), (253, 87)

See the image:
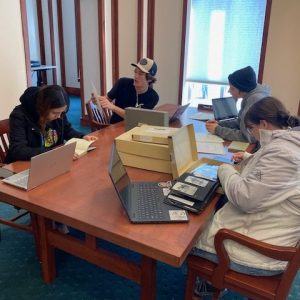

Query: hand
(232, 151), (244, 163)
(73, 153), (80, 160)
(83, 135), (98, 142)
(90, 93), (98, 104)
(99, 96), (114, 110)
(205, 120), (218, 134)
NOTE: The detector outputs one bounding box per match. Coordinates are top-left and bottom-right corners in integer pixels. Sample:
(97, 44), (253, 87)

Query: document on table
(196, 142), (225, 155)
(190, 112), (214, 121)
(195, 133), (225, 155)
(195, 133), (224, 143)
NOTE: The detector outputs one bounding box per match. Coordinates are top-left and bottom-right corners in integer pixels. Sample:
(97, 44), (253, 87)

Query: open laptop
(169, 103), (190, 123)
(155, 103), (190, 123)
(2, 142), (76, 191)
(212, 97), (238, 121)
(125, 107), (169, 131)
(108, 143), (189, 223)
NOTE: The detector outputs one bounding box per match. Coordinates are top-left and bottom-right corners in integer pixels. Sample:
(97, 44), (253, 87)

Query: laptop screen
(212, 97), (238, 121)
(124, 107), (169, 131)
(169, 103), (190, 123)
(109, 144), (131, 205)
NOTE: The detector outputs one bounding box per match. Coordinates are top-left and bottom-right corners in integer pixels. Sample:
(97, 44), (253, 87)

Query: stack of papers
(195, 133), (225, 155)
(190, 112), (214, 121)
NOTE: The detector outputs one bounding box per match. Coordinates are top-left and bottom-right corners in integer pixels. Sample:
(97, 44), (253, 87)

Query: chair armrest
(211, 228), (298, 288)
(214, 228), (297, 262)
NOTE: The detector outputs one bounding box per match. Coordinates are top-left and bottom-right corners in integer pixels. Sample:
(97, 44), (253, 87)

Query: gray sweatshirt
(215, 84), (271, 142)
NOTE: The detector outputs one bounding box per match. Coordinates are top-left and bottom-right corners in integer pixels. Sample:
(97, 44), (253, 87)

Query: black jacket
(5, 87), (84, 163)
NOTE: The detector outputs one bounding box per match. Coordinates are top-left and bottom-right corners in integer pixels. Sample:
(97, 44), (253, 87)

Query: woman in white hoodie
(193, 96), (300, 276)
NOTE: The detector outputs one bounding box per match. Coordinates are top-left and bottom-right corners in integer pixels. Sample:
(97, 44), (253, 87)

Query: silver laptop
(2, 143), (76, 191)
(108, 143), (188, 223)
(212, 97), (238, 121)
(169, 103), (190, 123)
(124, 107), (169, 131)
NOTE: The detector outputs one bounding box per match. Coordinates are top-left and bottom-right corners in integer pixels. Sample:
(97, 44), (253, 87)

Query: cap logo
(139, 58), (148, 65)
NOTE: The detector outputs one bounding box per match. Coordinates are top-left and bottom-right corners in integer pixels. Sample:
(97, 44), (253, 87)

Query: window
(182, 0), (269, 106)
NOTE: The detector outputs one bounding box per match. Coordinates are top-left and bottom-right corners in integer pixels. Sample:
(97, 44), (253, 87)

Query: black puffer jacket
(5, 87), (84, 163)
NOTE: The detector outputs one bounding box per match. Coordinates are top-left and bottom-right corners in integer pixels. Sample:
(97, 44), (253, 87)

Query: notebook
(2, 143), (76, 191)
(108, 143), (189, 223)
(212, 97), (238, 121)
(124, 107), (169, 131)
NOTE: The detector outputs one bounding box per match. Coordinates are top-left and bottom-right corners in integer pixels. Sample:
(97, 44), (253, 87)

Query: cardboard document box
(115, 125), (189, 174)
(115, 125), (173, 173)
(168, 124), (224, 179)
(131, 125), (179, 145)
(116, 123), (225, 178)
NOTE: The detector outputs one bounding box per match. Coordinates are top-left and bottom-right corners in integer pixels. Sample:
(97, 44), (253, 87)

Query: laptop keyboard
(135, 183), (165, 220)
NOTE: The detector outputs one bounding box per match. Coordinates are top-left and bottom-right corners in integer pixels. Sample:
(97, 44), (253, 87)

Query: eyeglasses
(246, 124), (257, 135)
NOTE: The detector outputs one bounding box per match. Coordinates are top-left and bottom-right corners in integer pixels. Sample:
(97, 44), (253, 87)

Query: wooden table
(0, 119), (221, 300)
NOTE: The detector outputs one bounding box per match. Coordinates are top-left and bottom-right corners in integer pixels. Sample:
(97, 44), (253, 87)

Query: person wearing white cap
(95, 58), (159, 124)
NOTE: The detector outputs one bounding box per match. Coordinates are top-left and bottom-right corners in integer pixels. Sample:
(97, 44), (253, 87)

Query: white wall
(62, 0), (79, 88)
(81, 0), (100, 102)
(154, 0), (183, 105)
(0, 0), (27, 119)
(118, 0), (138, 79)
(263, 0), (300, 114)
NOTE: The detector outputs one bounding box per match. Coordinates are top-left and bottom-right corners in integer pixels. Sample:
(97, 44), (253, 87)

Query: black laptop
(212, 97), (238, 121)
(108, 144), (189, 223)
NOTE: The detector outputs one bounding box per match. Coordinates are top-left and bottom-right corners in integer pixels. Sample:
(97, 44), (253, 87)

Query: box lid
(115, 126), (171, 160)
(168, 124), (198, 178)
(131, 124), (179, 145)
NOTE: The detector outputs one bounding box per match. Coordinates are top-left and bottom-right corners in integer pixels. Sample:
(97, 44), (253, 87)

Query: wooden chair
(0, 119), (31, 239)
(86, 99), (111, 132)
(185, 228), (300, 300)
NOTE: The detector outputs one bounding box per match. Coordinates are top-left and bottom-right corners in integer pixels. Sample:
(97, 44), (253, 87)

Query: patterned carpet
(0, 203), (299, 299)
(1, 96), (299, 299)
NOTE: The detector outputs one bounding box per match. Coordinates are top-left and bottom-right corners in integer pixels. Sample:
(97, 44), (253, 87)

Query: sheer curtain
(186, 0), (267, 85)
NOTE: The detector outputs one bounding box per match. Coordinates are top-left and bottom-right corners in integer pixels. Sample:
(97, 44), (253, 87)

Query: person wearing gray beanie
(206, 66), (271, 142)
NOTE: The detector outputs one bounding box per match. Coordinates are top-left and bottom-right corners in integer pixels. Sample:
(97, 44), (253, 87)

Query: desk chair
(86, 99), (111, 132)
(185, 228), (300, 300)
(0, 119), (31, 240)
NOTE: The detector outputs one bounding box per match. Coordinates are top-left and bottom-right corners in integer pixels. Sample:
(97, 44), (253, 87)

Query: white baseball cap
(131, 58), (157, 76)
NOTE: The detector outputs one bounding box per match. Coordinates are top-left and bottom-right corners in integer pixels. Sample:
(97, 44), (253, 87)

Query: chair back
(185, 229), (300, 300)
(0, 119), (9, 163)
(86, 100), (111, 132)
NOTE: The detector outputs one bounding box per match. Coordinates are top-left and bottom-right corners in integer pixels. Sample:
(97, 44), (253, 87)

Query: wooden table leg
(37, 215), (56, 283)
(140, 256), (156, 300)
(29, 213), (41, 260)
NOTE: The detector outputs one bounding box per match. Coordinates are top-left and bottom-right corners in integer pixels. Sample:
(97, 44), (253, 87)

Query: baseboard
(65, 87), (80, 96)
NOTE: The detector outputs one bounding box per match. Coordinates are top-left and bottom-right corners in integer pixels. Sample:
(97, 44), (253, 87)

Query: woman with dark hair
(93, 58), (159, 124)
(5, 85), (97, 164)
(192, 97), (300, 295)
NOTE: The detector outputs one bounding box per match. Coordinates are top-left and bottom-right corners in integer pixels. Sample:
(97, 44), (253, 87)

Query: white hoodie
(195, 128), (300, 271)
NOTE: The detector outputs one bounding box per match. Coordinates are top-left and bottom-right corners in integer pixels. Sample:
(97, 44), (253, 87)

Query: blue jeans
(191, 247), (283, 276)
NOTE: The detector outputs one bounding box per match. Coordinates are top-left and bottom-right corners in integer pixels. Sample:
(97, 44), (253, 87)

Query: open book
(65, 138), (96, 157)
